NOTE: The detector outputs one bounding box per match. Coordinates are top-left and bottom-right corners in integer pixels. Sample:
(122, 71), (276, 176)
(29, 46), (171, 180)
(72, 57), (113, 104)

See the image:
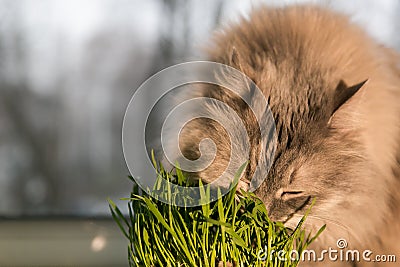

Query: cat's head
(189, 47), (366, 220)
(253, 77), (367, 223)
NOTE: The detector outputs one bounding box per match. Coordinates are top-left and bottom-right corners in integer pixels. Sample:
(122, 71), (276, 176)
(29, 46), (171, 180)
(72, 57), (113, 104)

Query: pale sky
(8, 0), (399, 95)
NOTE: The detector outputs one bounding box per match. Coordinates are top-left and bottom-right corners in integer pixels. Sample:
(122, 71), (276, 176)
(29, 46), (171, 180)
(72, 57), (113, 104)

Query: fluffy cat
(176, 5), (400, 266)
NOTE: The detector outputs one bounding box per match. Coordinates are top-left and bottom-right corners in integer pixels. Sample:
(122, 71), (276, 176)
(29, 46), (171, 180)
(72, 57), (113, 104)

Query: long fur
(177, 5), (400, 266)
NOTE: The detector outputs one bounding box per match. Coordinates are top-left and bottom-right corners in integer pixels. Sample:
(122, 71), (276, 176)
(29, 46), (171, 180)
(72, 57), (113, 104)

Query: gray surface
(0, 219), (128, 266)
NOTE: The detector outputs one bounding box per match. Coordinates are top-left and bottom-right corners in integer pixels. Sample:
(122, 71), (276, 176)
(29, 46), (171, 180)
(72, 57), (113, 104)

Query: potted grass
(109, 160), (325, 266)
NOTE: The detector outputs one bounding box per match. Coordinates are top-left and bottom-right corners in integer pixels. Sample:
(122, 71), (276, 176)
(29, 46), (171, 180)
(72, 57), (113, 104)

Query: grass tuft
(109, 162), (325, 266)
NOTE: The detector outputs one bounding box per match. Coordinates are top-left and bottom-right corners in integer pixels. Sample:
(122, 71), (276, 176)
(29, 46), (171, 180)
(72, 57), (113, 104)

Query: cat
(175, 5), (400, 267)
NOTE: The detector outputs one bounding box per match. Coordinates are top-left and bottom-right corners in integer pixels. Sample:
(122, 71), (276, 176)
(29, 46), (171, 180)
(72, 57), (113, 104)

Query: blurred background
(0, 0), (399, 217)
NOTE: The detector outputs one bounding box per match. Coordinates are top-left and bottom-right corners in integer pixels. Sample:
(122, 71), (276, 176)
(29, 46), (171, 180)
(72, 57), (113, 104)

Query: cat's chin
(285, 214), (360, 267)
(273, 215), (342, 266)
(285, 214), (359, 248)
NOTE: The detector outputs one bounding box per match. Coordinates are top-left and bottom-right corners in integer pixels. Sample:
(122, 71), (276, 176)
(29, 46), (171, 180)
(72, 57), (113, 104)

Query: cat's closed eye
(276, 188), (311, 211)
(280, 190), (304, 201)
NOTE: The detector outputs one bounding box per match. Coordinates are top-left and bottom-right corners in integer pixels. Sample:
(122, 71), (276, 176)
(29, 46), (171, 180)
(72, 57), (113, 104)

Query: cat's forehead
(266, 82), (330, 124)
(257, 80), (332, 152)
(242, 56), (332, 123)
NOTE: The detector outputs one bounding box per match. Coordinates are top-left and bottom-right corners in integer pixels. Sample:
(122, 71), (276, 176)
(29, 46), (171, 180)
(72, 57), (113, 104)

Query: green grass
(109, 161), (325, 267)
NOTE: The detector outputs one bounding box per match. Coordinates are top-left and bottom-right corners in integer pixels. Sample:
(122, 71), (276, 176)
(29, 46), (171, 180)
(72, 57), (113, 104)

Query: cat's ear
(331, 79), (368, 115)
